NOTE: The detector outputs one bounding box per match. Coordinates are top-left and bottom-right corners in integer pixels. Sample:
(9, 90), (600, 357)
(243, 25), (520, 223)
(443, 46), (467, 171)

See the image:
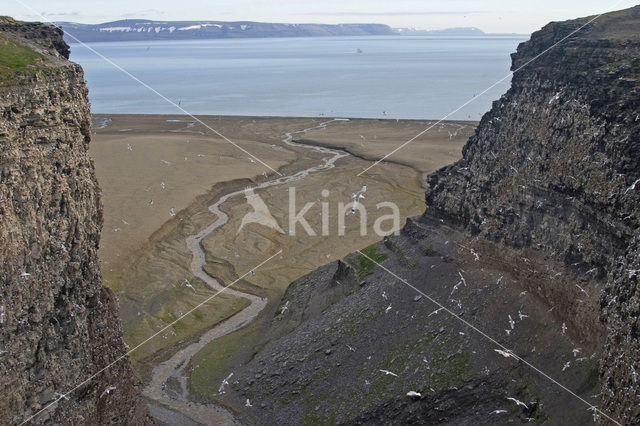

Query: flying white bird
(169, 208), (175, 217)
(218, 373), (234, 393)
(507, 397), (528, 409)
(563, 361), (571, 371)
(494, 349), (516, 359)
(428, 307), (444, 317)
(127, 144), (132, 151)
(379, 369), (398, 377)
(54, 392), (69, 401)
(625, 178), (640, 193)
(347, 185), (367, 215)
(518, 310), (528, 320)
(458, 272), (467, 286)
(100, 385), (117, 398)
(508, 315), (515, 329)
(572, 348), (581, 357)
(575, 284), (589, 297)
(161, 181), (166, 190)
(385, 305), (392, 313)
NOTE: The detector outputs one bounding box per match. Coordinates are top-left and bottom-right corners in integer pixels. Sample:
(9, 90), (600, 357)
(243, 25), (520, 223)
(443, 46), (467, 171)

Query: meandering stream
(143, 119), (349, 424)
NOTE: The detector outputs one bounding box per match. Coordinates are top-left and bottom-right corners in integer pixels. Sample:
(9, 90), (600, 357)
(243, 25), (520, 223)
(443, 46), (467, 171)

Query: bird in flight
(507, 397), (528, 409)
(347, 185), (367, 215)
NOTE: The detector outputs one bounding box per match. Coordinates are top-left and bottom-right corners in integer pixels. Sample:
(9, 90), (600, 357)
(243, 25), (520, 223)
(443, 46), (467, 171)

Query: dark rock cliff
(0, 18), (152, 424)
(425, 6), (640, 423)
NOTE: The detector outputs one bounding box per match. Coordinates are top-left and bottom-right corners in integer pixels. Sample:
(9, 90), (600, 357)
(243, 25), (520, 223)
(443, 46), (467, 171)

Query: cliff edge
(0, 18), (152, 424)
(207, 7), (639, 425)
(425, 6), (640, 423)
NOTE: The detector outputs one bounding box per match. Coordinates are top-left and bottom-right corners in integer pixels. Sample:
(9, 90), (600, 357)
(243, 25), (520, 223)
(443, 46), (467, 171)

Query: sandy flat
(89, 114), (472, 371)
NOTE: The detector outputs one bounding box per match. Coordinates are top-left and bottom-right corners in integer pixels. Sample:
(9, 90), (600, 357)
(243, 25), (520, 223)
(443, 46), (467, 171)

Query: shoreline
(92, 112), (480, 126)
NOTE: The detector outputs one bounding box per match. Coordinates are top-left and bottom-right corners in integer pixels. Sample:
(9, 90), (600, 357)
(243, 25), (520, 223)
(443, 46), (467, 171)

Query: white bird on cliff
(169, 208), (175, 217)
(490, 410), (508, 414)
(470, 249), (479, 261)
(379, 369), (398, 377)
(562, 322), (567, 334)
(127, 143), (132, 151)
(508, 315), (515, 329)
(347, 185), (367, 215)
(406, 391), (421, 398)
(245, 399), (252, 407)
(507, 397), (528, 409)
(20, 271), (30, 277)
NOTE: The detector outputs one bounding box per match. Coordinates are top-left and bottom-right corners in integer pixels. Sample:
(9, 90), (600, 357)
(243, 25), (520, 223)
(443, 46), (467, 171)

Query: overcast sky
(6, 0), (639, 33)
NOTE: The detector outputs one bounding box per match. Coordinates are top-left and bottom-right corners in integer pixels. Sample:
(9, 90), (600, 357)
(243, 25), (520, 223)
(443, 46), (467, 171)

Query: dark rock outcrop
(424, 6), (640, 423)
(0, 18), (151, 424)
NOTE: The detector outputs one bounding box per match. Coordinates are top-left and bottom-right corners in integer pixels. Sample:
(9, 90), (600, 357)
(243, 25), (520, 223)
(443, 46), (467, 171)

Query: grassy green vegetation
(0, 35), (44, 83)
(427, 352), (471, 390)
(357, 244), (388, 277)
(125, 293), (249, 363)
(189, 324), (259, 400)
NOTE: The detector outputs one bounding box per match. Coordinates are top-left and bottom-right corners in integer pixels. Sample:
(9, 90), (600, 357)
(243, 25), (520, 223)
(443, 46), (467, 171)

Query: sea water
(69, 35), (528, 120)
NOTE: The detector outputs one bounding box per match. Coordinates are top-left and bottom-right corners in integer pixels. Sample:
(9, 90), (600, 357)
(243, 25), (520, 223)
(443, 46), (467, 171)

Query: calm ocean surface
(69, 35), (528, 120)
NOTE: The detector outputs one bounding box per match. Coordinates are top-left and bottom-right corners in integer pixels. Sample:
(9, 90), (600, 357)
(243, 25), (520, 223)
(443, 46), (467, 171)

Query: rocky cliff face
(0, 18), (151, 424)
(424, 6), (640, 423)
